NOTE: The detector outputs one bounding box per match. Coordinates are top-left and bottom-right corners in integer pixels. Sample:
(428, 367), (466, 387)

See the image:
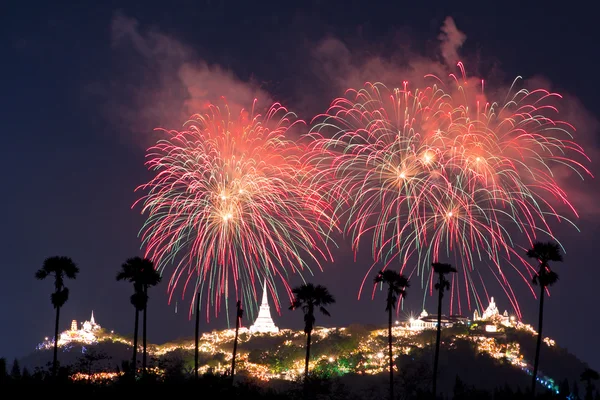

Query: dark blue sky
(2, 0), (599, 371)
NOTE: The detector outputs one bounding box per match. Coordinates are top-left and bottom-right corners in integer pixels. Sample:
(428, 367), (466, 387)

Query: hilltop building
(57, 311), (101, 346)
(409, 296), (513, 331)
(473, 297), (512, 327)
(409, 309), (469, 331)
(249, 282), (279, 334)
(409, 310), (438, 330)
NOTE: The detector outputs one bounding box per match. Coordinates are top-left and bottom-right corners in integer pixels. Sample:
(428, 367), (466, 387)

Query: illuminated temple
(249, 282), (279, 334)
(409, 296), (514, 331)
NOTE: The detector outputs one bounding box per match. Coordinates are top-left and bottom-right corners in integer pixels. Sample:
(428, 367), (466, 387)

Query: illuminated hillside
(26, 309), (582, 394)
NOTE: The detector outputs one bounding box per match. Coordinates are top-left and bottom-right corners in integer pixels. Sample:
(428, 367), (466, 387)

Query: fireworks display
(135, 101), (334, 319)
(136, 62), (592, 320)
(305, 63), (592, 317)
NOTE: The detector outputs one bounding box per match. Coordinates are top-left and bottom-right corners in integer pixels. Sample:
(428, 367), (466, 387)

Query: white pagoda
(249, 282), (279, 334)
(473, 297), (511, 326)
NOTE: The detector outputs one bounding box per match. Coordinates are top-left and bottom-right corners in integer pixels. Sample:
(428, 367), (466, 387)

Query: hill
(15, 319), (592, 397)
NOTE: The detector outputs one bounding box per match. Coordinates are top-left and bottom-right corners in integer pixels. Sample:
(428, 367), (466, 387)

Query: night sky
(2, 1), (599, 370)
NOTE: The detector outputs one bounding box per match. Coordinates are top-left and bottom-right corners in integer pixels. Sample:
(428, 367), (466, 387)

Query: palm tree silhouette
(431, 262), (456, 399)
(526, 241), (562, 397)
(289, 283), (336, 379)
(194, 292), (200, 380)
(580, 368), (599, 400)
(374, 270), (410, 400)
(139, 259), (161, 375)
(35, 256), (79, 378)
(116, 257), (155, 378)
(230, 300), (243, 382)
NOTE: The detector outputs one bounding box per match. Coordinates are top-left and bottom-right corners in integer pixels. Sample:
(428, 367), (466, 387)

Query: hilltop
(17, 315), (590, 398)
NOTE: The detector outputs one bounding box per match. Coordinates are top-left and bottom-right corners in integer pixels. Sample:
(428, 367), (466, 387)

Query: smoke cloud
(96, 12), (597, 217)
(97, 11), (271, 146)
(438, 16), (467, 68)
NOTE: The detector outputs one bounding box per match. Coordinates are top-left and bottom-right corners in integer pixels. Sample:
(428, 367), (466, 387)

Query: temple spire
(261, 281), (269, 306)
(249, 280), (279, 334)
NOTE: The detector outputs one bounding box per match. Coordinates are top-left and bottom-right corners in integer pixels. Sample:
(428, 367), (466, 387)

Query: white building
(58, 311), (101, 346)
(249, 282), (279, 334)
(473, 297), (512, 327)
(409, 310), (438, 331)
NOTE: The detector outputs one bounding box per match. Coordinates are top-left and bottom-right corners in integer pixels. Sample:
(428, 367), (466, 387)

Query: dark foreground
(0, 370), (593, 400)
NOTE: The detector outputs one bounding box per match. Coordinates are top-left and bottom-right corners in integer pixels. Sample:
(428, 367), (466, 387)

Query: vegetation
(373, 269), (410, 400)
(116, 256), (160, 378)
(20, 246), (592, 399)
(35, 256), (80, 378)
(526, 242), (563, 397)
(432, 261), (457, 398)
(231, 300), (244, 380)
(289, 283), (336, 379)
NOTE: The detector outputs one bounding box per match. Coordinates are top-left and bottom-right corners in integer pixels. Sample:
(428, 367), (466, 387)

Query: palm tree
(526, 241), (562, 397)
(431, 262), (456, 399)
(194, 292), (200, 380)
(116, 257), (151, 378)
(581, 368), (599, 400)
(289, 283), (336, 379)
(374, 270), (410, 400)
(35, 256), (79, 378)
(139, 259), (161, 375)
(230, 300), (243, 381)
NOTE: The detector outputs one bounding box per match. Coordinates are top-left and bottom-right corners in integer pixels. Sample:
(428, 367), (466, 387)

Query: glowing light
(306, 71), (591, 318)
(135, 101), (335, 317)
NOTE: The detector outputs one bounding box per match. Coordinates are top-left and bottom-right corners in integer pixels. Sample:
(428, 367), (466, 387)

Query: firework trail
(305, 63), (592, 318)
(135, 101), (335, 320)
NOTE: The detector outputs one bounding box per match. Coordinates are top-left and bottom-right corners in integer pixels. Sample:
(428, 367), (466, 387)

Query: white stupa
(249, 282), (279, 334)
(473, 297), (512, 326)
(481, 297), (499, 320)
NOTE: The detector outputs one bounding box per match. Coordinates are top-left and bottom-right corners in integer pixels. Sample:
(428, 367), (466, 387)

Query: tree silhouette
(139, 259), (161, 375)
(289, 283), (336, 379)
(117, 257), (155, 379)
(431, 262), (456, 399)
(10, 358), (21, 380)
(374, 269), (410, 400)
(581, 368), (599, 400)
(21, 367), (31, 382)
(230, 300), (243, 382)
(526, 241), (562, 397)
(0, 358), (6, 384)
(76, 348), (111, 377)
(194, 292), (200, 380)
(35, 256), (79, 378)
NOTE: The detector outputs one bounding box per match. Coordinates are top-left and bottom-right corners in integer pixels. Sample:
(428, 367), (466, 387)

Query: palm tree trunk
(531, 285), (545, 397)
(231, 301), (241, 382)
(305, 328), (312, 379)
(433, 278), (444, 399)
(132, 307), (139, 379)
(142, 285), (148, 376)
(388, 297), (394, 400)
(194, 292), (200, 380)
(53, 305), (60, 378)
